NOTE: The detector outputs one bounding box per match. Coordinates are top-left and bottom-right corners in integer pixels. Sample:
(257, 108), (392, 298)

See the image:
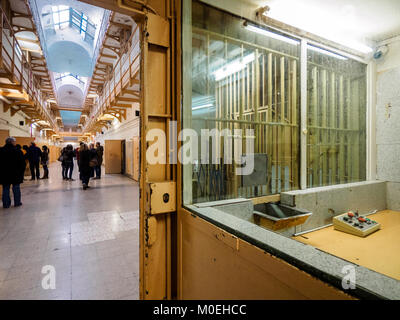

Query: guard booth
(84, 0), (399, 300)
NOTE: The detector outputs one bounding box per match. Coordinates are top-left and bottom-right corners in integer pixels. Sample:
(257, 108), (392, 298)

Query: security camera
(373, 45), (388, 60)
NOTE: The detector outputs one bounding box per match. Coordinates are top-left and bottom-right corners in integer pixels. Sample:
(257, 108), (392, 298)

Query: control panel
(333, 211), (381, 237)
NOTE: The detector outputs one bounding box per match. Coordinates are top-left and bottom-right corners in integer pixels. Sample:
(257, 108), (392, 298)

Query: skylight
(50, 6), (95, 43)
(51, 5), (70, 30)
(55, 72), (85, 85)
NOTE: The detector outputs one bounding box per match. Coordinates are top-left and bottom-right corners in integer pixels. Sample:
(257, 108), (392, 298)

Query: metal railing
(0, 7), (57, 130)
(84, 24), (140, 132)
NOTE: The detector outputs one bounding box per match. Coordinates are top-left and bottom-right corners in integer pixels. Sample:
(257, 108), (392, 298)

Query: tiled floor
(0, 161), (139, 300)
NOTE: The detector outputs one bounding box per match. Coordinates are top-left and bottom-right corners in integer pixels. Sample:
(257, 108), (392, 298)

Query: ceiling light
(343, 42), (372, 54)
(244, 22), (299, 46)
(214, 53), (255, 81)
(192, 103), (214, 111)
(308, 44), (347, 60)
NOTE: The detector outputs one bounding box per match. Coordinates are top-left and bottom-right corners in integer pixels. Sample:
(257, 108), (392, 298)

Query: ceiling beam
(0, 83), (23, 91)
(109, 21), (132, 30)
(16, 36), (39, 44)
(100, 52), (118, 59)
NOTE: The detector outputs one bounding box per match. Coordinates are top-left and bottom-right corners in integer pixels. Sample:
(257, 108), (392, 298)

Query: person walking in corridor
(89, 143), (98, 179)
(0, 137), (25, 208)
(94, 142), (104, 179)
(79, 143), (91, 190)
(41, 145), (49, 179)
(16, 144), (27, 180)
(27, 142), (42, 180)
(64, 144), (75, 181)
(59, 147), (67, 179)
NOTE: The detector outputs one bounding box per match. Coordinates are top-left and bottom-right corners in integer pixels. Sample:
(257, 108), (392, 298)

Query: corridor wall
(375, 38), (400, 210)
(0, 102), (32, 138)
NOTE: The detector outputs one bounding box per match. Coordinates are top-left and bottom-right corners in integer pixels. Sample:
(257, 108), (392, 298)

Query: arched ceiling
(47, 41), (92, 76)
(33, 0), (107, 129)
(57, 84), (84, 107)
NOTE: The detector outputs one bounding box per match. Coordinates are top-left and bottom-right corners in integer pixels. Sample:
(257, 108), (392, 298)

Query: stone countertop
(187, 204), (400, 300)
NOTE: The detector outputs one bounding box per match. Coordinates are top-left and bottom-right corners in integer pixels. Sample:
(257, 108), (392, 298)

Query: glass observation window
(182, 0), (367, 206)
(183, 1), (301, 204)
(306, 45), (366, 187)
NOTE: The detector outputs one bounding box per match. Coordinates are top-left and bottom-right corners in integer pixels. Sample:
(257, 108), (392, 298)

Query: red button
(358, 217), (366, 222)
(347, 212), (354, 217)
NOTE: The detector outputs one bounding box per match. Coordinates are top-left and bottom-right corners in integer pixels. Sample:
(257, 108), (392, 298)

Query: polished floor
(0, 161), (139, 299)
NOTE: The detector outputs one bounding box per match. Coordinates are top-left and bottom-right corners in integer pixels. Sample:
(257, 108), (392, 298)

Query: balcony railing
(0, 7), (57, 130)
(84, 25), (140, 131)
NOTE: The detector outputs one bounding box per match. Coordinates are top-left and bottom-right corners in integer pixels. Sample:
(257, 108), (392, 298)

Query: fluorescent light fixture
(345, 42), (372, 54)
(308, 45), (347, 60)
(192, 103), (214, 111)
(214, 53), (255, 81)
(244, 23), (299, 46)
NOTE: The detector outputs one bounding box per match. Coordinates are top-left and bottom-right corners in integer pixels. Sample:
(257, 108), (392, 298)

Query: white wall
(375, 37), (400, 209)
(93, 105), (139, 178)
(94, 104), (140, 144)
(0, 101), (55, 145)
(0, 101), (32, 138)
(376, 38), (400, 72)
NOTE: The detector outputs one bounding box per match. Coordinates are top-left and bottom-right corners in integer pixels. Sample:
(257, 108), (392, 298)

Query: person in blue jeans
(0, 137), (25, 208)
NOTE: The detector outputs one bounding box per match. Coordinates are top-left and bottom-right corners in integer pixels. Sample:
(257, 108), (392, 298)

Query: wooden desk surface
(293, 210), (400, 281)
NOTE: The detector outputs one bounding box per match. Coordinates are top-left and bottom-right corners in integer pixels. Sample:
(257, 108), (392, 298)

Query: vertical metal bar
(366, 61), (376, 181)
(351, 79), (360, 181)
(300, 39), (308, 190)
(280, 56), (286, 191)
(273, 55), (278, 193)
(338, 75), (345, 183)
(291, 59), (298, 189)
(321, 69), (327, 186)
(345, 78), (351, 182)
(255, 49), (260, 155)
(330, 72), (337, 185)
(267, 52), (273, 193)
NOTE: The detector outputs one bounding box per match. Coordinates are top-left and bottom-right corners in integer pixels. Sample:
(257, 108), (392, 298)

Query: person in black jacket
(41, 145), (49, 179)
(79, 143), (91, 190)
(0, 137), (25, 208)
(89, 143), (98, 178)
(64, 144), (75, 181)
(27, 142), (42, 180)
(16, 144), (27, 178)
(94, 142), (104, 179)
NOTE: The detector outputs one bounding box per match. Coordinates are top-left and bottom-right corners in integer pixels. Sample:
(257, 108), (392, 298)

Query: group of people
(0, 137), (104, 208)
(60, 142), (103, 190)
(0, 138), (49, 208)
(22, 142), (50, 180)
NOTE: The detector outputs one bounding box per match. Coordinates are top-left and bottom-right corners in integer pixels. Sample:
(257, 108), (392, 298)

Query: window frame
(182, 0), (372, 206)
